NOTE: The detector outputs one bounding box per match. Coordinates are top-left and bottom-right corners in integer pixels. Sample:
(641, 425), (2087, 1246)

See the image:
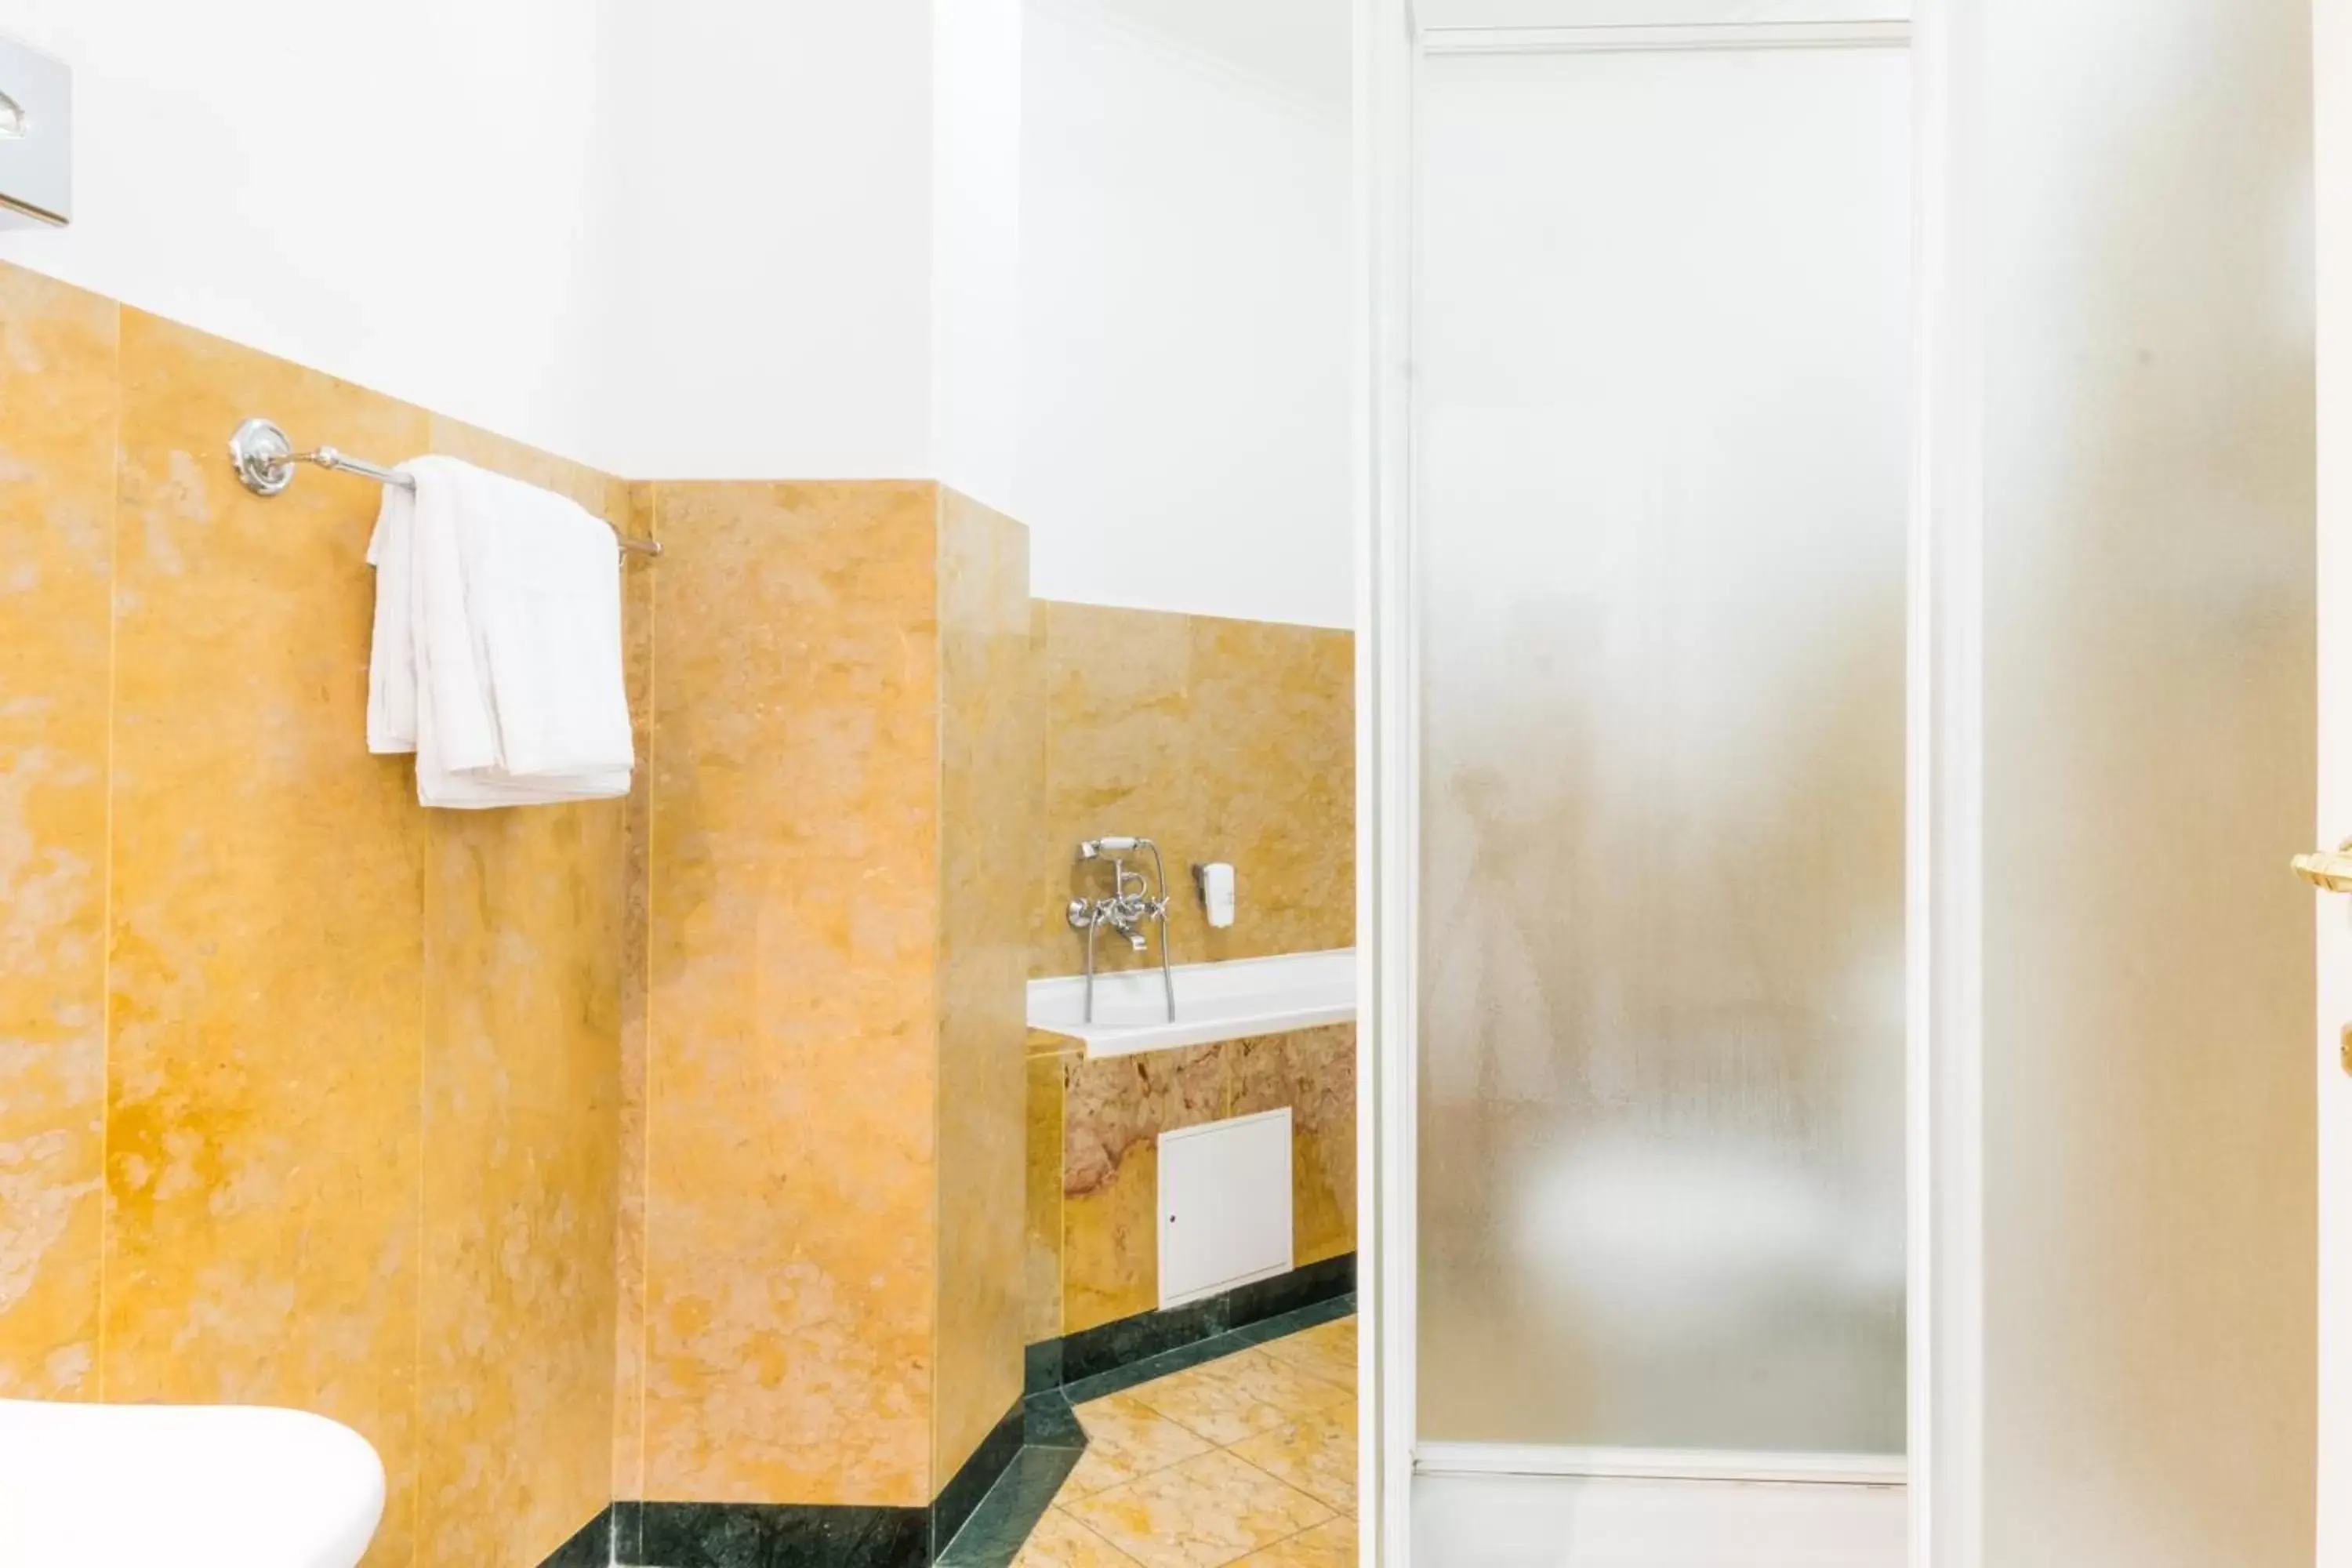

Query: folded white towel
(366, 456), (633, 809)
(365, 481), (418, 755)
(451, 462), (634, 779)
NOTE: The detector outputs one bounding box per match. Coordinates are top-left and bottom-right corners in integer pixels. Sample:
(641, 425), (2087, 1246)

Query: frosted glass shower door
(1414, 42), (1912, 1455)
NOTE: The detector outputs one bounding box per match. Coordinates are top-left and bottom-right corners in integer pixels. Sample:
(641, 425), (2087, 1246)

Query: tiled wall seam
(1040, 1024), (1357, 1342)
(96, 295), (121, 1406)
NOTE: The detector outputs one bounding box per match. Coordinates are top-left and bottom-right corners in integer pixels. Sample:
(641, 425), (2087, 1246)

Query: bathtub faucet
(1067, 837), (1178, 1025)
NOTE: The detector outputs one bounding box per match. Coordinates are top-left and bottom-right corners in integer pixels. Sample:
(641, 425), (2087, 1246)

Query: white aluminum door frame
(1352, 4), (1985, 1563)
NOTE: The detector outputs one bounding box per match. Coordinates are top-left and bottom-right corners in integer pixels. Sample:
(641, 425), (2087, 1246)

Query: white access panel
(1158, 1109), (1295, 1308)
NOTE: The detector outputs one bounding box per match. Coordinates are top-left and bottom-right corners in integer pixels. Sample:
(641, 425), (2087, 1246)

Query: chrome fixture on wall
(1067, 836), (1177, 1024)
(0, 36), (70, 227)
(227, 417), (664, 557)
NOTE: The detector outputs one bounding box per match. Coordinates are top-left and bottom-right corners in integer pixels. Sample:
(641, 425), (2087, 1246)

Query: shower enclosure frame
(1352, 2), (1983, 1562)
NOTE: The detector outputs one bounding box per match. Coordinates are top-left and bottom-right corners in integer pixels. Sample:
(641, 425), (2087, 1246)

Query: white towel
(367, 456), (633, 808)
(365, 481), (418, 754)
(452, 463), (634, 778)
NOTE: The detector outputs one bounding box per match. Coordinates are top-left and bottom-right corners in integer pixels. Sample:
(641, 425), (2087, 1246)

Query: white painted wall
(583, 0), (938, 480)
(0, 0), (612, 466)
(1016, 0), (1355, 627)
(0, 0), (1357, 624)
(931, 0), (1025, 514)
(0, 0), (943, 481)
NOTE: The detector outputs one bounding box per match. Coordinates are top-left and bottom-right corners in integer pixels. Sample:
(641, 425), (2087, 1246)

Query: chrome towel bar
(227, 417), (662, 557)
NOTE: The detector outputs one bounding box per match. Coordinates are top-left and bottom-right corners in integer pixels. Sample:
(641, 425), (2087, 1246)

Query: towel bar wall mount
(227, 417), (662, 557)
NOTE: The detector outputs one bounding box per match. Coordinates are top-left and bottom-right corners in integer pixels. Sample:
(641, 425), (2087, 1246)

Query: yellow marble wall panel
(1025, 1048), (1072, 1344)
(1033, 602), (1194, 978)
(1185, 616), (1354, 967)
(1229, 1025), (1357, 1268)
(413, 418), (629, 1564)
(934, 489), (1034, 1481)
(1030, 605), (1353, 978)
(644, 481), (942, 1507)
(0, 263), (116, 1397)
(105, 310), (429, 1567)
(1061, 1044), (1224, 1334)
(615, 480), (656, 1503)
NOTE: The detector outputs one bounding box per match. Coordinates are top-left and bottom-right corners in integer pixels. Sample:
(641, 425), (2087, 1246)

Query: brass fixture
(2299, 845), (2352, 1078)
(2291, 838), (2352, 895)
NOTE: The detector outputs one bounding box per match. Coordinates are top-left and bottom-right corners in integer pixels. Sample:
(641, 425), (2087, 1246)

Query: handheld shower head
(1080, 836), (1145, 859)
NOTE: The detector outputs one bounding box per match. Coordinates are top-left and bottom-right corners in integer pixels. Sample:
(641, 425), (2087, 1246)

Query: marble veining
(640, 480), (1034, 1513)
(0, 263), (641, 1568)
(1054, 1030), (1356, 1337)
(643, 481), (942, 1508)
(106, 306), (432, 1567)
(0, 262), (114, 1401)
(1025, 1047), (1073, 1346)
(629, 1500), (930, 1568)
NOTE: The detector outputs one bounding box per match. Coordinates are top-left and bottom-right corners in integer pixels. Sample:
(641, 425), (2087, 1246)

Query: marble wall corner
(641, 481), (942, 1508)
(1024, 1052), (1069, 1346)
(934, 488), (1034, 1487)
(615, 479), (657, 1505)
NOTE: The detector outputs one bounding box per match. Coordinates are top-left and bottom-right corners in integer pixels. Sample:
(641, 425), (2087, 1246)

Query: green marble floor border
(938, 1294), (1358, 1567)
(1059, 1292), (1356, 1405)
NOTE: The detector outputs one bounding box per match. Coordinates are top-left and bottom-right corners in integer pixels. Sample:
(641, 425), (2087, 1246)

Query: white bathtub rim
(1028, 947), (1356, 1057)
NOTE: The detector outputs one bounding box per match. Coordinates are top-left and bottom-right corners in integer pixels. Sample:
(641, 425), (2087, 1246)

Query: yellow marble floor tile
(1014, 1507), (1148, 1568)
(1226, 1404), (1357, 1515)
(1229, 1517), (1356, 1568)
(1124, 1347), (1353, 1447)
(1060, 1450), (1334, 1568)
(1255, 1318), (1356, 1392)
(1065, 1390), (1218, 1497)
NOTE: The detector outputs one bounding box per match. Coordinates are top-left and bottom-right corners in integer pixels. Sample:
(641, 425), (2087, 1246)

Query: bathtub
(1027, 948), (1356, 1057)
